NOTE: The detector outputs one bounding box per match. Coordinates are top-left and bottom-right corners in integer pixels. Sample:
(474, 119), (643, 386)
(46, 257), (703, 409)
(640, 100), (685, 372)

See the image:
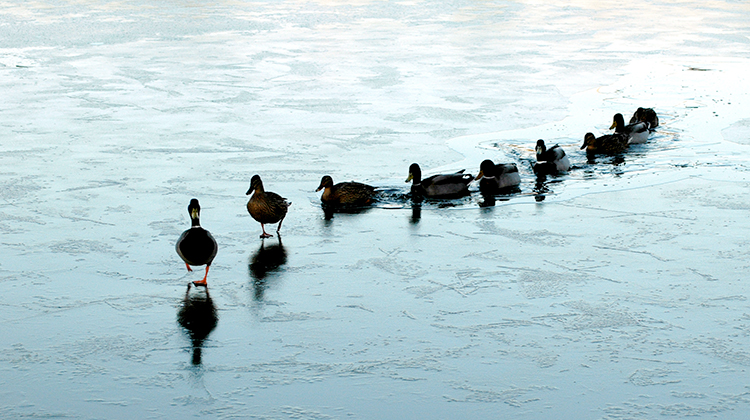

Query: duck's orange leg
(192, 266), (209, 287)
(185, 263), (193, 272)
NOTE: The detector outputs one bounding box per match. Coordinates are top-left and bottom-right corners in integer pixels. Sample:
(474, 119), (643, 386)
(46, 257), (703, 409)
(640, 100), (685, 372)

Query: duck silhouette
(248, 238), (287, 301)
(177, 284), (218, 365)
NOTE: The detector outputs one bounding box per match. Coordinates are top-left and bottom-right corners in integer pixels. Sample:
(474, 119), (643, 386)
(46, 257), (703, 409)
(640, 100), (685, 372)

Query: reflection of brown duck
(248, 238), (287, 301)
(246, 175), (290, 239)
(405, 163), (472, 198)
(176, 199), (218, 287)
(177, 285), (218, 365)
(316, 175), (376, 207)
(580, 132), (628, 155)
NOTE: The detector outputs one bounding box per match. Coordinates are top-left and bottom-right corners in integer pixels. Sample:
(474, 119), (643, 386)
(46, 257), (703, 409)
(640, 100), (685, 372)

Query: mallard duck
(246, 175), (290, 238)
(474, 160), (521, 191)
(580, 132), (628, 155)
(611, 113), (649, 144)
(316, 175), (376, 207)
(176, 199), (218, 287)
(405, 163), (473, 198)
(533, 139), (570, 174)
(629, 107), (659, 130)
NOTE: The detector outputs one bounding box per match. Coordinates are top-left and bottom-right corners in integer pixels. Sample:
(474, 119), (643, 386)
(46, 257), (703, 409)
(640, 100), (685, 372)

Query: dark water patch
(483, 126), (686, 193)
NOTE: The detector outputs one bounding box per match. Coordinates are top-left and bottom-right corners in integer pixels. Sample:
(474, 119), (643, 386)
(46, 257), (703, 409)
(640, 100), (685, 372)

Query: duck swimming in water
(316, 175), (376, 207)
(176, 199), (218, 287)
(246, 175), (290, 238)
(629, 107), (659, 130)
(405, 163), (473, 198)
(611, 113), (650, 144)
(474, 160), (521, 191)
(533, 139), (570, 175)
(580, 132), (629, 155)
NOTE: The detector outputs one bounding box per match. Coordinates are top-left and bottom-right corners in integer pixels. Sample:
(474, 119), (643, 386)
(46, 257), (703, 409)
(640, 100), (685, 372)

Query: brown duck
(316, 175), (376, 207)
(580, 132), (629, 155)
(246, 175), (290, 238)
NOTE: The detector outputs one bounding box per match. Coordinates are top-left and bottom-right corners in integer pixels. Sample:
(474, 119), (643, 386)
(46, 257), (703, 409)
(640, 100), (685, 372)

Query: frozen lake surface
(2, 1), (750, 419)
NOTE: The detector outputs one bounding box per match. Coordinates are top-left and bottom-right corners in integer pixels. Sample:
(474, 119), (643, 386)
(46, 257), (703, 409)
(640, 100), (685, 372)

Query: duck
(474, 160), (521, 191)
(611, 113), (650, 144)
(533, 139), (570, 174)
(246, 175), (291, 238)
(405, 163), (473, 198)
(316, 175), (376, 207)
(580, 132), (629, 155)
(629, 107), (659, 130)
(176, 199), (218, 287)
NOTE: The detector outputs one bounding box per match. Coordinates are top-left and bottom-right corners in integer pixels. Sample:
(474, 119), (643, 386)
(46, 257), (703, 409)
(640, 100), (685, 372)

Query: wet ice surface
(2, 1), (750, 418)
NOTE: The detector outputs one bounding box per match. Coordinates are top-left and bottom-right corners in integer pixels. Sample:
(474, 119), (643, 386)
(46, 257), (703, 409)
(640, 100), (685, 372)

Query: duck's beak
(580, 143), (586, 150)
(405, 173), (413, 183)
(474, 170), (484, 181)
(535, 146), (543, 155)
(609, 120), (617, 129)
(315, 184), (324, 192)
(190, 208), (199, 219)
(245, 187), (253, 195)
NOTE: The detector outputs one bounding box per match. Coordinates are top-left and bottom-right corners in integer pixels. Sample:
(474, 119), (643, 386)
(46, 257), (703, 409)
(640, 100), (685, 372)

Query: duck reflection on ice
(533, 174), (550, 202)
(478, 190), (496, 207)
(177, 284), (218, 365)
(248, 237), (287, 301)
(321, 203), (373, 221)
(477, 185), (519, 207)
(410, 202), (421, 224)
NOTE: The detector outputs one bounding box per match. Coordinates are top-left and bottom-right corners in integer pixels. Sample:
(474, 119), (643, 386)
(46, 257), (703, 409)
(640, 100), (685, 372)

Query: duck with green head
(611, 113), (650, 144)
(629, 107), (659, 130)
(474, 160), (521, 191)
(533, 139), (570, 175)
(176, 199), (218, 287)
(405, 163), (472, 198)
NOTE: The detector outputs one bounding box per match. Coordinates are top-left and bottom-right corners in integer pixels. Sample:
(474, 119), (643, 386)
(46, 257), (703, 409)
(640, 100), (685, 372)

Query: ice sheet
(2, 1), (750, 419)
